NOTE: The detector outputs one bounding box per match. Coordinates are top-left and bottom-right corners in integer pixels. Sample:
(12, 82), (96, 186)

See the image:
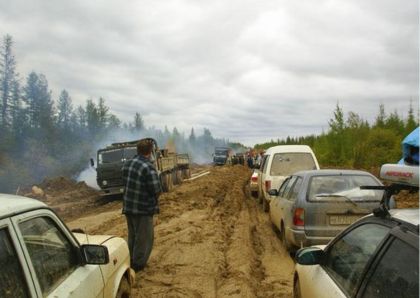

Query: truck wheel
(172, 171), (178, 185)
(176, 170), (183, 183)
(168, 173), (173, 191)
(161, 173), (168, 192)
(116, 276), (131, 298)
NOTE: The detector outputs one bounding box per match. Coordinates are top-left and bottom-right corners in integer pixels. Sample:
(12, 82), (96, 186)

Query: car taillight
(293, 208), (305, 226)
(251, 176), (258, 182)
(265, 180), (271, 191)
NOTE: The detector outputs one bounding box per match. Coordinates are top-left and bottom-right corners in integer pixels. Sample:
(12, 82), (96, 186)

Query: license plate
(329, 215), (361, 225)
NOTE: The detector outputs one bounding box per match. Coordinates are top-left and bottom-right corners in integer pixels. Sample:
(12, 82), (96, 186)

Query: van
(257, 145), (319, 211)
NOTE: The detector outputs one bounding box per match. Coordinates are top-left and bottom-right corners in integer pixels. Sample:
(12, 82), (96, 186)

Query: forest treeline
(0, 35), (232, 193)
(255, 104), (418, 169)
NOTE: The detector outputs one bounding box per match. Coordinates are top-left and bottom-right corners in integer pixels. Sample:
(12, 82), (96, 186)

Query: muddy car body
(0, 194), (134, 298)
(269, 170), (383, 251)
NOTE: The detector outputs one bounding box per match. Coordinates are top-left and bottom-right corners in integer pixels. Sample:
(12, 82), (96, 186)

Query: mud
(25, 164), (419, 297)
(64, 165), (295, 297)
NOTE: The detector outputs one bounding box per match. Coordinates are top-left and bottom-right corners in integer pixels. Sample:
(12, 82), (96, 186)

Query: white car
(0, 194), (134, 298)
(294, 209), (419, 298)
(258, 145), (320, 212)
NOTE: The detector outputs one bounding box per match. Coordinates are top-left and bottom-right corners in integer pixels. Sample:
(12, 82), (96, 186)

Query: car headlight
(102, 180), (108, 186)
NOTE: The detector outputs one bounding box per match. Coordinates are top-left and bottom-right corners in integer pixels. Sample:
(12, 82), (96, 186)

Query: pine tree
(57, 89), (73, 129)
(23, 72), (54, 130)
(0, 35), (18, 128)
(133, 112), (144, 131)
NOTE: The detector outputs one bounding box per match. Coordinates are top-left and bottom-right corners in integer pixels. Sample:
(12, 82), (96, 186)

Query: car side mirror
(295, 247), (324, 265)
(268, 189), (279, 196)
(81, 244), (109, 265)
(90, 158), (95, 167)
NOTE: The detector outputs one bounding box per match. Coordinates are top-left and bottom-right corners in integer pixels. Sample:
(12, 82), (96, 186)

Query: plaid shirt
(122, 155), (162, 215)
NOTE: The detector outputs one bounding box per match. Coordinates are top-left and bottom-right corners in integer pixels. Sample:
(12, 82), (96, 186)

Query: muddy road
(61, 165), (295, 297)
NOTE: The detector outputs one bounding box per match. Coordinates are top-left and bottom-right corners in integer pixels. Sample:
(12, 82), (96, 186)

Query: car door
(12, 209), (105, 298)
(283, 176), (303, 241)
(277, 176), (298, 230)
(298, 222), (391, 298)
(258, 155), (270, 199)
(0, 218), (37, 297)
(270, 177), (291, 229)
(358, 226), (419, 298)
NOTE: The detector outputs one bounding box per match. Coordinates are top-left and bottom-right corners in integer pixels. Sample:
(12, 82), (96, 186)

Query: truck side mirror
(90, 158), (95, 167)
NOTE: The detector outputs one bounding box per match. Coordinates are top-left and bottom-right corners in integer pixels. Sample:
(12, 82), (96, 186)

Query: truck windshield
(270, 152), (316, 176)
(98, 147), (138, 164)
(308, 175), (383, 202)
(98, 149), (123, 164)
(215, 150), (227, 155)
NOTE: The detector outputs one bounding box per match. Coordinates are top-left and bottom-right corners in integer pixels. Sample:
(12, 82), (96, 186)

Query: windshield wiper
(315, 194), (358, 207)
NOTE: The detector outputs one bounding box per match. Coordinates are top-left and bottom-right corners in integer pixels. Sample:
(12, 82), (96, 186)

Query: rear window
(308, 175), (383, 202)
(270, 153), (317, 176)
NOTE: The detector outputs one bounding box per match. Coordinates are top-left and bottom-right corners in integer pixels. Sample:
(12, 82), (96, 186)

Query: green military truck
(90, 138), (191, 196)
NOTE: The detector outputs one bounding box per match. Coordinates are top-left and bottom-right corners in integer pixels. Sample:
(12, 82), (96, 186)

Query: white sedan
(0, 194), (134, 298)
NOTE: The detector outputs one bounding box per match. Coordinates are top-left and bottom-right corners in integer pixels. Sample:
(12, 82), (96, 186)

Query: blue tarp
(399, 127), (419, 165)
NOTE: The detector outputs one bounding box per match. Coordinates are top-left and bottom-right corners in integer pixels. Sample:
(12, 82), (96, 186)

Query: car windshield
(270, 152), (317, 176)
(308, 175), (383, 202)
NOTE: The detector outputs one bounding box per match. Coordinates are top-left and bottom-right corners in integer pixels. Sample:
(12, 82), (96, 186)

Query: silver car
(268, 170), (383, 252)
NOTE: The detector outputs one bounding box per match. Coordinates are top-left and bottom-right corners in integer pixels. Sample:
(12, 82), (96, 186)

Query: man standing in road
(122, 139), (162, 272)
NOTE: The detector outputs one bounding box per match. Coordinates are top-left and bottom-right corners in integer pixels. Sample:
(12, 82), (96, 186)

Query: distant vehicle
(91, 138), (191, 195)
(293, 163), (419, 298)
(0, 194), (134, 298)
(213, 147), (232, 165)
(250, 170), (259, 197)
(257, 145), (320, 212)
(268, 170), (384, 252)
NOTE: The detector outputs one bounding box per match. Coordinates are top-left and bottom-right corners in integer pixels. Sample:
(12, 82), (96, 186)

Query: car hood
(72, 233), (116, 245)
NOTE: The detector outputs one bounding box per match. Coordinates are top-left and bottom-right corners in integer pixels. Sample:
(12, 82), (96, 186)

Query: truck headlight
(102, 180), (108, 186)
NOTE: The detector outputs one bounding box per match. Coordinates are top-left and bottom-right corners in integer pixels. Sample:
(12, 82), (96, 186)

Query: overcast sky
(0, 0), (418, 146)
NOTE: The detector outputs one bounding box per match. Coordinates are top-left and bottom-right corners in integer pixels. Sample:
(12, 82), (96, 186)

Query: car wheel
(293, 277), (301, 298)
(262, 198), (269, 212)
(116, 276), (131, 298)
(281, 223), (292, 251)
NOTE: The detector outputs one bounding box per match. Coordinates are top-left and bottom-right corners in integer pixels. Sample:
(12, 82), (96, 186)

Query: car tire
(116, 276), (131, 298)
(281, 223), (292, 252)
(262, 198), (269, 212)
(293, 277), (301, 298)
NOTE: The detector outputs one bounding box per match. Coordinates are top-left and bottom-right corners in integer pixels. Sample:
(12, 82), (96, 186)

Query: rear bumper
(288, 227), (333, 247)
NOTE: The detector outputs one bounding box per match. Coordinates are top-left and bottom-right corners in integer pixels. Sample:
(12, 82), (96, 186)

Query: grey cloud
(0, 0), (417, 145)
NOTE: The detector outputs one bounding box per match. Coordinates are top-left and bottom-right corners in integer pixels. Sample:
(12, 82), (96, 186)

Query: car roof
(389, 209), (419, 226)
(264, 145), (313, 155)
(294, 169), (377, 177)
(0, 194), (47, 219)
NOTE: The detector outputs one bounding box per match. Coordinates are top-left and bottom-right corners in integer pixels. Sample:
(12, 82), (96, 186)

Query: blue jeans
(125, 214), (154, 271)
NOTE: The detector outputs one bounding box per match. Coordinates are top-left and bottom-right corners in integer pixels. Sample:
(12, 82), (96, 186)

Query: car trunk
(304, 200), (380, 237)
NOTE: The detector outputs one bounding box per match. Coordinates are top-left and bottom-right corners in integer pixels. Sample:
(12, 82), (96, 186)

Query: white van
(257, 145), (320, 211)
